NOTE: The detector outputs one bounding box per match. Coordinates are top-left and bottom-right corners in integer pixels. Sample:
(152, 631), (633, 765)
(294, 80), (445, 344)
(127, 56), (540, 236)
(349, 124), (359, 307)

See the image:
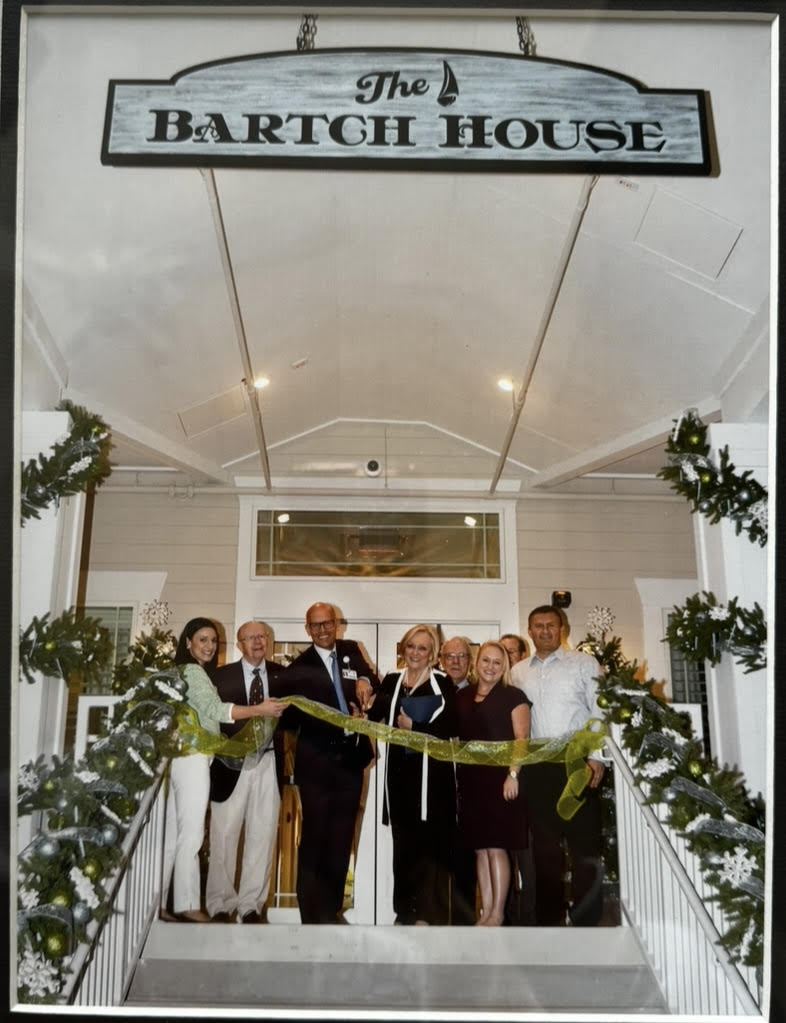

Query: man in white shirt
(511, 605), (605, 926)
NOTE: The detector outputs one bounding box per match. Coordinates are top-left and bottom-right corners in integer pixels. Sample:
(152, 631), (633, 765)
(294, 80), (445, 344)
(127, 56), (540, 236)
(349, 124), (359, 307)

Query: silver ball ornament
(661, 787), (678, 803)
(72, 901), (91, 925)
(38, 838), (60, 859)
(100, 824), (119, 846)
(55, 795), (69, 811)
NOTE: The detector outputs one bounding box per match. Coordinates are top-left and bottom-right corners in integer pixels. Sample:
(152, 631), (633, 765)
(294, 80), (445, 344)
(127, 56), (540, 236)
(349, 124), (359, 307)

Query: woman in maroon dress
(455, 640), (531, 925)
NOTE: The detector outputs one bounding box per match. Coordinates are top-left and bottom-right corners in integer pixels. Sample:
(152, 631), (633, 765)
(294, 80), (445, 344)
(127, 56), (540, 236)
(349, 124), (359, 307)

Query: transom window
(255, 510), (500, 579)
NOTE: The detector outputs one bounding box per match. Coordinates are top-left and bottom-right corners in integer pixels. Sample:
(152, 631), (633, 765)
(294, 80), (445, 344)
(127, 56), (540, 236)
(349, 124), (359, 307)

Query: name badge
(342, 668), (358, 681)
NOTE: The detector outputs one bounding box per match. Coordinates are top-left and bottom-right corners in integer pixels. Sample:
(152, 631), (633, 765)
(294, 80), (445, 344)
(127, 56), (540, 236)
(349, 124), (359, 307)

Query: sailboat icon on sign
(437, 60), (459, 106)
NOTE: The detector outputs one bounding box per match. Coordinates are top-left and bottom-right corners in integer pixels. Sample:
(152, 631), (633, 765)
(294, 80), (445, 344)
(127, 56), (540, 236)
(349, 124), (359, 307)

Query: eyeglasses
(308, 619), (336, 631)
(239, 634), (266, 643)
(443, 653), (469, 661)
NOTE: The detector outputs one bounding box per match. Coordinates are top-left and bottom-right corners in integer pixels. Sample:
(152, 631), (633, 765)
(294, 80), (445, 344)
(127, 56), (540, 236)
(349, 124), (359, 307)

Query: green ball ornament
(49, 890), (72, 909)
(44, 641), (56, 651)
(104, 755), (119, 773)
(42, 778), (57, 794)
(141, 746), (157, 764)
(81, 858), (102, 880)
(700, 472), (713, 485)
(687, 760), (702, 778)
(44, 932), (68, 958)
(110, 796), (137, 819)
(687, 432), (702, 446)
(596, 694), (609, 709)
(618, 707), (632, 721)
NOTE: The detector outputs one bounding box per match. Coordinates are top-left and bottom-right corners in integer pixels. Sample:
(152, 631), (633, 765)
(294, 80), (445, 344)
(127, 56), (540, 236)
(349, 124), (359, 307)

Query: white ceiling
(19, 8), (773, 499)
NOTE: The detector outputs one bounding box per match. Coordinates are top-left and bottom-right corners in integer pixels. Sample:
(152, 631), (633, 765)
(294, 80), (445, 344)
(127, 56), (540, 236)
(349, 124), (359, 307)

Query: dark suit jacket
(208, 658), (284, 803)
(272, 639), (380, 778)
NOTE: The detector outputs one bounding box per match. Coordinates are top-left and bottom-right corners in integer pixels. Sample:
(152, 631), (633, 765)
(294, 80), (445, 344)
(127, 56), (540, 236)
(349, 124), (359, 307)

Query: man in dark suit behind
(205, 621), (285, 923)
(272, 602), (379, 924)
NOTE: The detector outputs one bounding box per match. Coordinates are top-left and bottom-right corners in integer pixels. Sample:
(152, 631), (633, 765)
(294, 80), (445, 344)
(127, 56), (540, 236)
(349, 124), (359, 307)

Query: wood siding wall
(515, 496), (696, 661)
(88, 491), (240, 658)
(88, 490), (697, 666)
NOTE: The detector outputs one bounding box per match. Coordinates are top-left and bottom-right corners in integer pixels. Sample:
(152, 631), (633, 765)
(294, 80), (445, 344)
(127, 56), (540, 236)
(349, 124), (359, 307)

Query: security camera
(364, 458), (382, 477)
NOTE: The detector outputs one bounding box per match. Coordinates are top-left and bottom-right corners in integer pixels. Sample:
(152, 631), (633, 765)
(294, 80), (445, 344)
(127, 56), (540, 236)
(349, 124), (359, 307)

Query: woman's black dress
(455, 683), (531, 850)
(369, 670), (457, 924)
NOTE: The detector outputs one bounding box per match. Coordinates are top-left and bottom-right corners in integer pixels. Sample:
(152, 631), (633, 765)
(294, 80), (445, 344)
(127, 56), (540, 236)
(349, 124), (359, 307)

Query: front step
(126, 921), (668, 1013)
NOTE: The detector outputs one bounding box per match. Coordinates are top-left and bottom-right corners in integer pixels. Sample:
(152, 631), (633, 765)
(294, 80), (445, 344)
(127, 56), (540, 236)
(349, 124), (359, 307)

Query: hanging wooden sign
(102, 48), (712, 174)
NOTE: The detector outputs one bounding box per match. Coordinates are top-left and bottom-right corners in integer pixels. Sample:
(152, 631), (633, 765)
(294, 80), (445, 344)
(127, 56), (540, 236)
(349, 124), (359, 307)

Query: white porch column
(18, 411), (86, 770)
(691, 423), (768, 800)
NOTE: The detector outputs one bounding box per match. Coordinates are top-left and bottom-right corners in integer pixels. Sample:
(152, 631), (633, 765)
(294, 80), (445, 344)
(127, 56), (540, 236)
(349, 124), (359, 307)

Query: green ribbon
(175, 697), (606, 820)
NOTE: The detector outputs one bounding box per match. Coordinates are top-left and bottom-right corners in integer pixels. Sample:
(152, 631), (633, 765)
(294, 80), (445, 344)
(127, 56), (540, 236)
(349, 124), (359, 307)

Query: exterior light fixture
(464, 515), (477, 527)
(276, 512), (290, 524)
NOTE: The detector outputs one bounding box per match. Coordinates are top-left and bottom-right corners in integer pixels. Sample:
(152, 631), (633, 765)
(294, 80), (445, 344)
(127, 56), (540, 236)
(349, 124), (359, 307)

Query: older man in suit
(272, 602), (379, 924)
(206, 621), (285, 923)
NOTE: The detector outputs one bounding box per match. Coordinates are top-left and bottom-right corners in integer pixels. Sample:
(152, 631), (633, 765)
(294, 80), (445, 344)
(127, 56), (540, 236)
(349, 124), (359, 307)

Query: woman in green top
(164, 616), (284, 922)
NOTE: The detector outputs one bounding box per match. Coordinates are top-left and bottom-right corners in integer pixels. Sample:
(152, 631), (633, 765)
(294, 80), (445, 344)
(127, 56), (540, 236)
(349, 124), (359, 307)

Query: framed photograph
(3, 2), (782, 1019)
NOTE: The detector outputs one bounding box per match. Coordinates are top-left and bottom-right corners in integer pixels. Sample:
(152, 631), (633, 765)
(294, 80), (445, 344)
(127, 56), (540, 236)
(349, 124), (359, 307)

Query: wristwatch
(508, 769), (518, 779)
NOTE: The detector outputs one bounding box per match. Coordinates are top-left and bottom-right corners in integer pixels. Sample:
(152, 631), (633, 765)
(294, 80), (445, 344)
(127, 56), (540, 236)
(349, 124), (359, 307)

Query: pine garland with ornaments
(579, 607), (765, 967)
(17, 620), (185, 1003)
(19, 609), (113, 687)
(657, 408), (768, 546)
(664, 590), (766, 675)
(20, 399), (113, 524)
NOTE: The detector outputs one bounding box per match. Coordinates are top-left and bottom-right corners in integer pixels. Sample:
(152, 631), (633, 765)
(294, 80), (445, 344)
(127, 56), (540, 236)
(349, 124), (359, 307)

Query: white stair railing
(609, 729), (761, 1016)
(59, 763), (168, 1006)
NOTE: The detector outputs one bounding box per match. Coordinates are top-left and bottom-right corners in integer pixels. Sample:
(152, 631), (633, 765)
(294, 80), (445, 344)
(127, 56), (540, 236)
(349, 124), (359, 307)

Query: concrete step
(126, 921), (668, 1013)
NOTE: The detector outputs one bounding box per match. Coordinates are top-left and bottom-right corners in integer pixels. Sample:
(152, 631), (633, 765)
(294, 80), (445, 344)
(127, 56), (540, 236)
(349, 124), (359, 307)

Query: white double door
(269, 617), (500, 925)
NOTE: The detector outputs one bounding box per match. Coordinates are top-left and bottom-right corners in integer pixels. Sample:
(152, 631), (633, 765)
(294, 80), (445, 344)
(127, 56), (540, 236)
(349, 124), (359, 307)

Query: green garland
(587, 632), (765, 967)
(664, 591), (767, 675)
(657, 408), (768, 546)
(17, 629), (184, 1003)
(21, 400), (113, 524)
(19, 610), (113, 687)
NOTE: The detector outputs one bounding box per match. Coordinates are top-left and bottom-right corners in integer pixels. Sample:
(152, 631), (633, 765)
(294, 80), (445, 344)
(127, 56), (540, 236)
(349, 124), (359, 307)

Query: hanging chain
(296, 13), (318, 51)
(515, 16), (537, 57)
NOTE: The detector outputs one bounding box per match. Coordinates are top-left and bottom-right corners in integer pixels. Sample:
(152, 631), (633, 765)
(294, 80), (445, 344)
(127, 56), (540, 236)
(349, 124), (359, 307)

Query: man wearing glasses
(206, 621), (286, 923)
(273, 602), (380, 923)
(439, 635), (473, 691)
(438, 635), (476, 923)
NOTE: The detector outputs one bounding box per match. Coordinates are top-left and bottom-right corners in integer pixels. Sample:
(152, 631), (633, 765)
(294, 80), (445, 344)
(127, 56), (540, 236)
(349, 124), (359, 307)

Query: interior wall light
(254, 376), (270, 389)
(497, 378), (514, 392)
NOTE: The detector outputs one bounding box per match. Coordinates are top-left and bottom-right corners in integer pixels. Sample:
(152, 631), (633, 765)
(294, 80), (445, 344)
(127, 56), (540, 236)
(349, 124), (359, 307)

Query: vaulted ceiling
(19, 8), (773, 499)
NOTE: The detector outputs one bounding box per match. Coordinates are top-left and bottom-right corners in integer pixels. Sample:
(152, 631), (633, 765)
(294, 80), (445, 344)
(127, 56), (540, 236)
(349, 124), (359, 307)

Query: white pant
(162, 754), (210, 914)
(205, 753), (281, 918)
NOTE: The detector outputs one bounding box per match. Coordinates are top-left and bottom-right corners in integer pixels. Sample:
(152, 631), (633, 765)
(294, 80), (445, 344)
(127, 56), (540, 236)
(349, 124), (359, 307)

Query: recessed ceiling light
(254, 376), (270, 389)
(497, 378), (514, 392)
